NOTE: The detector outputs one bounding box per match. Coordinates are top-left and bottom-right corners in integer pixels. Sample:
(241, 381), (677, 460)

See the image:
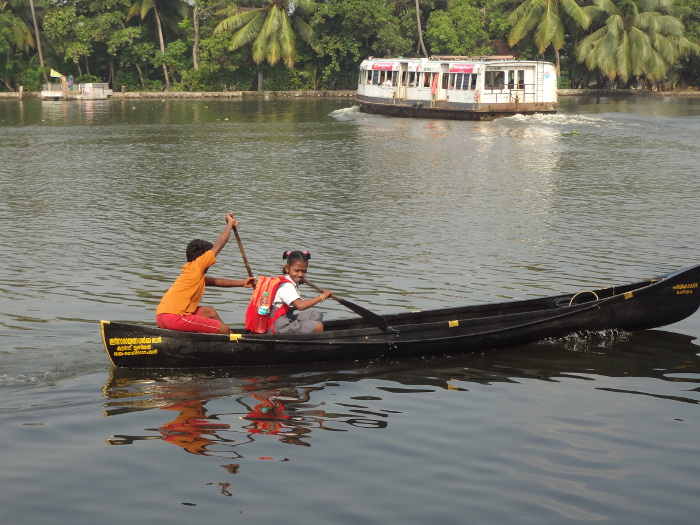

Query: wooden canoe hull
(101, 265), (700, 369)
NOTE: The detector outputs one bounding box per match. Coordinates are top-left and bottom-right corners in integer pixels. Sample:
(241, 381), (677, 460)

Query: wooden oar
(232, 225), (255, 288)
(231, 222), (387, 331)
(303, 279), (389, 332)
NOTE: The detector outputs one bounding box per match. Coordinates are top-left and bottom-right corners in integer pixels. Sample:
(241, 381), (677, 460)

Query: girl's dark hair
(283, 250), (311, 263)
(186, 239), (213, 262)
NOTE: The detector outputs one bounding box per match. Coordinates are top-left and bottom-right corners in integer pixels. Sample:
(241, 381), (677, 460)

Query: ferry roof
(360, 56), (555, 72)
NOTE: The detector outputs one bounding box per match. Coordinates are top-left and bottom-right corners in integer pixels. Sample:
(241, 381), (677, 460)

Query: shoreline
(0, 89), (357, 100)
(2, 88), (700, 101)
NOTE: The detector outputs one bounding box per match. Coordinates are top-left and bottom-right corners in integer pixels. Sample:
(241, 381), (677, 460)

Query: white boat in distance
(356, 55), (558, 120)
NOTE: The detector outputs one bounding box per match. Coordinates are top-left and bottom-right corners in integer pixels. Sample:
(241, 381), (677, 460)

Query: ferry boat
(356, 56), (558, 120)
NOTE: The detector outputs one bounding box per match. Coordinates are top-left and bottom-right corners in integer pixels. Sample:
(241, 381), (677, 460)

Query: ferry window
(496, 71), (505, 87)
(449, 73), (473, 90)
(408, 71), (418, 87)
(508, 70), (515, 89)
(423, 73), (431, 88)
(485, 70), (505, 89)
(517, 70), (525, 89)
(381, 71), (392, 86)
(442, 73), (449, 90)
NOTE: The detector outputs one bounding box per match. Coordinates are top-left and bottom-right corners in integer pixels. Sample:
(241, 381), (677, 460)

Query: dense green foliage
(0, 0), (698, 92)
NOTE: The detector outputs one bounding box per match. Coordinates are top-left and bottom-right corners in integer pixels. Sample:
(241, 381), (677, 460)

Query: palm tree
(127, 0), (189, 90)
(1, 3), (33, 89)
(415, 0), (428, 57)
(214, 0), (321, 68)
(193, 2), (201, 70)
(575, 0), (698, 85)
(190, 0), (226, 71)
(27, 0), (46, 82)
(0, 1), (33, 52)
(192, 0), (218, 71)
(2, 0), (47, 82)
(508, 0), (592, 75)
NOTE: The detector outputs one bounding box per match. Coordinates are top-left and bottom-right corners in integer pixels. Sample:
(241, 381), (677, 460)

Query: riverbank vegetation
(1, 0), (699, 93)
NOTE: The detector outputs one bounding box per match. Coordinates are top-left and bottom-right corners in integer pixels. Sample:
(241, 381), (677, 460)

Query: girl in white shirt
(271, 250), (332, 334)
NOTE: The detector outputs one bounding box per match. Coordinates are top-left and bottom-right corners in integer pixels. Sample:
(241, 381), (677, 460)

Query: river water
(1, 95), (699, 524)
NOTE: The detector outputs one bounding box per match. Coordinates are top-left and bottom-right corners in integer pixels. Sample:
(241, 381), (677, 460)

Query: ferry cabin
(356, 57), (558, 120)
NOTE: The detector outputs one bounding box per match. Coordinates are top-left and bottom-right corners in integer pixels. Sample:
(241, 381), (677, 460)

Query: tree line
(1, 0), (699, 93)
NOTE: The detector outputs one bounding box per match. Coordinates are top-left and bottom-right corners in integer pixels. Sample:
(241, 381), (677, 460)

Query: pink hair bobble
(282, 250), (311, 260)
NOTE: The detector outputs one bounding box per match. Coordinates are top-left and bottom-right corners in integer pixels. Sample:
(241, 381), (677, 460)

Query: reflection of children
(271, 250), (332, 334)
(159, 400), (230, 456)
(156, 213), (255, 334)
(242, 386), (323, 445)
(245, 394), (291, 435)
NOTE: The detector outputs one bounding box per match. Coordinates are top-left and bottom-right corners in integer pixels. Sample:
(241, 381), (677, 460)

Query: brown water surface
(1, 97), (699, 524)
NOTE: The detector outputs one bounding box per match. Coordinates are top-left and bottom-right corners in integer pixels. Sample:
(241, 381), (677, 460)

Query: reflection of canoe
(101, 265), (700, 369)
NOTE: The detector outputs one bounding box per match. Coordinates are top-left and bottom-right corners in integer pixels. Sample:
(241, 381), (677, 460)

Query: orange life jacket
(244, 275), (292, 334)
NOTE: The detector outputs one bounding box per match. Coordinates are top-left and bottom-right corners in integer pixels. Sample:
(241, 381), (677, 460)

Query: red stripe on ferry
(449, 64), (475, 73)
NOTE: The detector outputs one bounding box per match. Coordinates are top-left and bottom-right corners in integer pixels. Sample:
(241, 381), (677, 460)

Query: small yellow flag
(50, 69), (63, 78)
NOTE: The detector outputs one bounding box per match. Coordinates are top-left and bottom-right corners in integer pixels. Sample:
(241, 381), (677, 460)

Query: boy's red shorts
(156, 308), (220, 333)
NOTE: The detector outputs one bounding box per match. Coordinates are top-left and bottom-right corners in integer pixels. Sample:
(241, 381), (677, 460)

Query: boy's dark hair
(186, 239), (213, 262)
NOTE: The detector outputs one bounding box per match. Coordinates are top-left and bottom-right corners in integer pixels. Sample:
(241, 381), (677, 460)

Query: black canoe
(101, 265), (700, 369)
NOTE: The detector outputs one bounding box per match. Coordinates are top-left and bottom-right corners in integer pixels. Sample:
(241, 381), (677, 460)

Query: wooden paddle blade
(303, 279), (389, 332)
(335, 296), (389, 331)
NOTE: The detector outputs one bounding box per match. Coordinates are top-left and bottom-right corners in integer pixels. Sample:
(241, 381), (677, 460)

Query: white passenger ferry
(356, 56), (558, 120)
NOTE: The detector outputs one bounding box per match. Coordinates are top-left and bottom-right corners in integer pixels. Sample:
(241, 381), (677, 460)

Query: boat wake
(505, 112), (608, 127)
(329, 105), (360, 121)
(541, 328), (632, 353)
(0, 359), (104, 389)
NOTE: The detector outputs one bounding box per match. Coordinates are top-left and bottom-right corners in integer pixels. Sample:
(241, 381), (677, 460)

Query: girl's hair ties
(282, 250), (311, 261)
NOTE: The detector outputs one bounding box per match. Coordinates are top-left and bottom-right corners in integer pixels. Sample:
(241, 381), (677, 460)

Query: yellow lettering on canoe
(109, 336), (162, 345)
(109, 335), (162, 357)
(448, 320), (459, 328)
(673, 282), (697, 295)
(113, 349), (158, 357)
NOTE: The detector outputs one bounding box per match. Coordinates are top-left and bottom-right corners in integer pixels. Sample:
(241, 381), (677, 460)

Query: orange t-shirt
(156, 250), (216, 316)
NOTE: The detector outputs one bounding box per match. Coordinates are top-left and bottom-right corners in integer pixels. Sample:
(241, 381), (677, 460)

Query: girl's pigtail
(282, 250), (311, 264)
(282, 250), (311, 261)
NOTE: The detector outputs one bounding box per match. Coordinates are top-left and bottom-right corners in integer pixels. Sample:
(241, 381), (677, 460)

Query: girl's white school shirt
(272, 275), (299, 309)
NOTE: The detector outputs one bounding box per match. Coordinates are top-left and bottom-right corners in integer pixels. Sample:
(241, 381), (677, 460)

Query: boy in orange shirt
(156, 213), (254, 334)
